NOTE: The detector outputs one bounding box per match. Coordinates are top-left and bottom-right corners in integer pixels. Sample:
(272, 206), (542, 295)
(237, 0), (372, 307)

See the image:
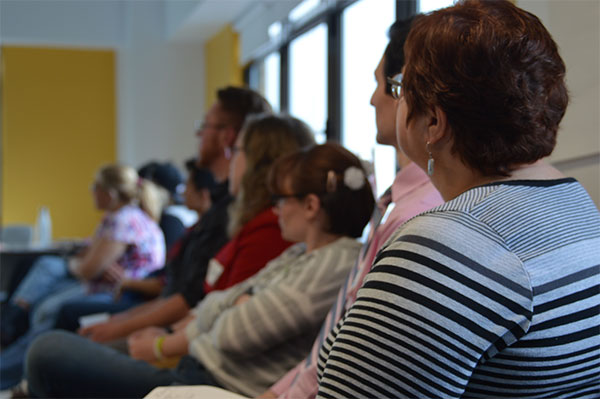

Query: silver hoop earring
(426, 141), (435, 176)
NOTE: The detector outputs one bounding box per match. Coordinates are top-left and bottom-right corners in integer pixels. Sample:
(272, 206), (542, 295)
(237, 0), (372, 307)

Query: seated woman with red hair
(317, 1), (599, 398)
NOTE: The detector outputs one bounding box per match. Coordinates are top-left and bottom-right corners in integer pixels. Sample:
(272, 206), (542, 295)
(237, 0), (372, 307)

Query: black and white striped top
(317, 178), (600, 398)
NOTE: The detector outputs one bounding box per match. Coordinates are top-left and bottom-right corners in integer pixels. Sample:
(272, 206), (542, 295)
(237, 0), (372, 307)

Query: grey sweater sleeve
(186, 278), (252, 339)
(202, 238), (360, 356)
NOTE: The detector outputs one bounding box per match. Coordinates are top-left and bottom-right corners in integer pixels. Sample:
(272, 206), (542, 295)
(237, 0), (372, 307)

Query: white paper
(78, 312), (110, 328)
(145, 386), (249, 399)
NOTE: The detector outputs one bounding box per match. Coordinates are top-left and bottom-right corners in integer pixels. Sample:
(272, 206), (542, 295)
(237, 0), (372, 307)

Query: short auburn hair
(403, 0), (569, 176)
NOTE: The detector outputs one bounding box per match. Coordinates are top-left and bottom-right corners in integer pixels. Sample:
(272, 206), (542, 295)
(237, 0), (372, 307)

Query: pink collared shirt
(271, 162), (443, 399)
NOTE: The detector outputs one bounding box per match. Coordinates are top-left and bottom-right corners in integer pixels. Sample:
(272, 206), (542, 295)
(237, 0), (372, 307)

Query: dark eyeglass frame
(270, 193), (308, 206)
(194, 120), (228, 132)
(386, 73), (403, 99)
(90, 181), (105, 191)
(231, 145), (243, 155)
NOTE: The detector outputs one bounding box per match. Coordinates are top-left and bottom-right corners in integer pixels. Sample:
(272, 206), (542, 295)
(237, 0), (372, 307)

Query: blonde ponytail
(136, 179), (166, 222)
(96, 164), (166, 221)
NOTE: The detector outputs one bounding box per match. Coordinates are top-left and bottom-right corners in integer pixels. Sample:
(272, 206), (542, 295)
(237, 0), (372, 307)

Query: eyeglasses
(386, 73), (403, 99)
(90, 182), (102, 191)
(194, 120), (227, 132)
(270, 193), (307, 206)
(231, 145), (243, 155)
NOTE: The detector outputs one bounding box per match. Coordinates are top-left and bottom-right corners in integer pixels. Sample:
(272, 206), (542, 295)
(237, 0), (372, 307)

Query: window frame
(244, 0), (417, 142)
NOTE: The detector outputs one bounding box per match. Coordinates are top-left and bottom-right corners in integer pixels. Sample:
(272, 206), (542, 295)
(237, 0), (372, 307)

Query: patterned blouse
(95, 204), (165, 280)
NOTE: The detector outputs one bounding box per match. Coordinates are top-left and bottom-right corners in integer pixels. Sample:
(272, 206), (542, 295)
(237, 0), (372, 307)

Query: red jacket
(204, 208), (292, 293)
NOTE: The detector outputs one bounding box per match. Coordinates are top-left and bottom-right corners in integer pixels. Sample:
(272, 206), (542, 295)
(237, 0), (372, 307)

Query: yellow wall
(204, 24), (242, 110)
(1, 46), (116, 239)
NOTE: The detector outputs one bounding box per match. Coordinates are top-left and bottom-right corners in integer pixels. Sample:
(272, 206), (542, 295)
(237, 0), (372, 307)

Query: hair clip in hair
(344, 166), (366, 190)
(326, 170), (337, 193)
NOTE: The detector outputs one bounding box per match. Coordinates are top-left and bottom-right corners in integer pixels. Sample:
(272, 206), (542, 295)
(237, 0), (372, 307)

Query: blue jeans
(12, 256), (78, 313)
(0, 284), (84, 389)
(1, 256), (84, 389)
(26, 331), (220, 398)
(1, 256), (144, 389)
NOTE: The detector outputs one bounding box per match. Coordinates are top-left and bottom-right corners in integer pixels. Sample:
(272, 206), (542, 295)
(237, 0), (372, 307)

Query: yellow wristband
(153, 336), (166, 360)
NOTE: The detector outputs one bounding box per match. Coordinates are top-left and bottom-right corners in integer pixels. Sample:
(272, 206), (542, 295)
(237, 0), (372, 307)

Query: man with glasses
(197, 87), (272, 181)
(258, 16), (443, 399)
(77, 87), (272, 346)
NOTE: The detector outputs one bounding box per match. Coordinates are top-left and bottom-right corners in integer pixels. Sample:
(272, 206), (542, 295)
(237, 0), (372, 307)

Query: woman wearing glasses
(317, 1), (600, 398)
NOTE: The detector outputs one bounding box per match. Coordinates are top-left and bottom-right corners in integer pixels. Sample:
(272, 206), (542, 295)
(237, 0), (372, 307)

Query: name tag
(205, 258), (225, 286)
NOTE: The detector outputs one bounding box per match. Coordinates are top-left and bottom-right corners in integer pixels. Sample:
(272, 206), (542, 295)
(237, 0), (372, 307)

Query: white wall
(165, 0), (202, 40)
(519, 0), (600, 207)
(117, 43), (204, 169)
(0, 0), (124, 48)
(117, 0), (204, 170)
(235, 0), (301, 64)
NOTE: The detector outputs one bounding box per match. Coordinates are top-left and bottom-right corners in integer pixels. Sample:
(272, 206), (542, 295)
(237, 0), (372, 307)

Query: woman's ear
(426, 106), (450, 146)
(303, 193), (322, 221)
(105, 188), (119, 208)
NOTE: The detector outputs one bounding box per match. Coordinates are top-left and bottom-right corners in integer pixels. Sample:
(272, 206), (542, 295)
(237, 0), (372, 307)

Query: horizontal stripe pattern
(317, 180), (600, 398)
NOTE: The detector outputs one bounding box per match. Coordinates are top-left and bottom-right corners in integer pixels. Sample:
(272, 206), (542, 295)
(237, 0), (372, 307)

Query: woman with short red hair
(317, 1), (599, 398)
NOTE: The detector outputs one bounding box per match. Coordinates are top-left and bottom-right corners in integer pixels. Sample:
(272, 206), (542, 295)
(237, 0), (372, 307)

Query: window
(289, 0), (321, 22)
(288, 23), (328, 143)
(246, 51), (280, 112)
(247, 0), (459, 184)
(342, 0), (396, 197)
(264, 52), (281, 112)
